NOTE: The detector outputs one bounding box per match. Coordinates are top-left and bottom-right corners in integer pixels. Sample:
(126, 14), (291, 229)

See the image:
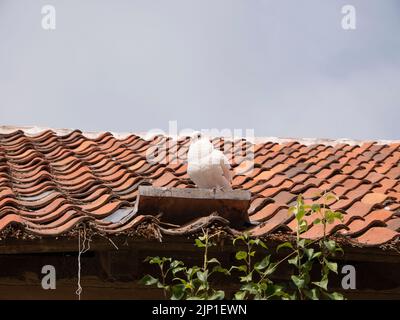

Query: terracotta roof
(0, 128), (399, 248)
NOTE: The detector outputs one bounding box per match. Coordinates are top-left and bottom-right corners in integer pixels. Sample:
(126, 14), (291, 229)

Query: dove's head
(190, 131), (203, 142)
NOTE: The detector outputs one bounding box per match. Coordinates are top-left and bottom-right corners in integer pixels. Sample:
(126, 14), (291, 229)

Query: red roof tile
(0, 128), (399, 248)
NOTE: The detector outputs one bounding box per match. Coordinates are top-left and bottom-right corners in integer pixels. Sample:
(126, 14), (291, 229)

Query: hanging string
(76, 225), (91, 300)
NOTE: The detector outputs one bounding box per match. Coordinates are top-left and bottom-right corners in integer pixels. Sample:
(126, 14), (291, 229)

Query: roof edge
(1, 125), (399, 146)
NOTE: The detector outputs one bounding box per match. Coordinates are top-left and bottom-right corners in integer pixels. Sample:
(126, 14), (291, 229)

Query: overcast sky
(0, 0), (399, 140)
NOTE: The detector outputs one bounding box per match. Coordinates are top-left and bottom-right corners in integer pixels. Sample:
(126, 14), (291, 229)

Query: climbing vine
(140, 193), (345, 300)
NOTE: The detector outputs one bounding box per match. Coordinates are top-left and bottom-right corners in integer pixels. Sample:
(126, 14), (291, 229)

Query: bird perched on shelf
(187, 132), (232, 191)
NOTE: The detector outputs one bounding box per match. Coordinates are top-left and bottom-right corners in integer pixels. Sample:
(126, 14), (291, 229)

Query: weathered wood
(136, 186), (252, 227)
(1, 235), (400, 263)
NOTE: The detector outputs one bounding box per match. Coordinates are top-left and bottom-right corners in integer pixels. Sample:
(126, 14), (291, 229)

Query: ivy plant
(278, 193), (345, 300)
(140, 228), (229, 300)
(140, 193), (346, 300)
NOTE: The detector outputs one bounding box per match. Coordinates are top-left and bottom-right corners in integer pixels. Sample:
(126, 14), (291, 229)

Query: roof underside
(0, 127), (399, 250)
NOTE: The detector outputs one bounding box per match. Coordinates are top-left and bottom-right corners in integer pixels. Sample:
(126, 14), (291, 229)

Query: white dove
(187, 132), (232, 191)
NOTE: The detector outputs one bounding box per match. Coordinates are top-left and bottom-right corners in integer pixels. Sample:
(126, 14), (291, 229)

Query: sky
(0, 0), (399, 140)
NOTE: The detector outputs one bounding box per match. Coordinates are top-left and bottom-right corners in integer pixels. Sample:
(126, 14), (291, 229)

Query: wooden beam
(136, 186), (252, 227)
(1, 235), (399, 263)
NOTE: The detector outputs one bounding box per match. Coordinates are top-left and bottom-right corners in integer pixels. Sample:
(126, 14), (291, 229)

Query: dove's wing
(212, 149), (232, 189)
(220, 152), (232, 183)
(187, 138), (232, 190)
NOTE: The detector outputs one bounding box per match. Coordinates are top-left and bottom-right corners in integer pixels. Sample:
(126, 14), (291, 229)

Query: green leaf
(304, 288), (319, 300)
(157, 282), (168, 289)
(172, 266), (185, 275)
(196, 270), (208, 282)
(304, 248), (314, 260)
(291, 275), (305, 289)
(324, 192), (339, 202)
(325, 260), (338, 274)
(207, 258), (220, 265)
(187, 296), (204, 300)
(241, 283), (258, 295)
(288, 256), (299, 266)
(324, 291), (345, 300)
(264, 262), (278, 276)
(249, 238), (268, 249)
(194, 239), (205, 248)
(235, 251), (248, 261)
(312, 252), (322, 260)
(170, 260), (183, 269)
(324, 240), (337, 252)
(139, 274), (158, 286)
(254, 255), (270, 271)
(311, 204), (321, 212)
(147, 256), (161, 265)
(313, 218), (321, 225)
(170, 284), (185, 300)
(230, 265), (247, 273)
(209, 290), (225, 300)
(234, 291), (246, 300)
(312, 277), (328, 291)
(276, 241), (293, 252)
(240, 271), (253, 283)
(233, 235), (245, 246)
(212, 265), (230, 275)
(298, 238), (306, 248)
(295, 207), (305, 222)
(299, 220), (308, 233)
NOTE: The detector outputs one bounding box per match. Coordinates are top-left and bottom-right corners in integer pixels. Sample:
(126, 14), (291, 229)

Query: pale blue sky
(0, 0), (399, 139)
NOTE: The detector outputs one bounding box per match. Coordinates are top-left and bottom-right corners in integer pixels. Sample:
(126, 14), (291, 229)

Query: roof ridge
(1, 125), (399, 146)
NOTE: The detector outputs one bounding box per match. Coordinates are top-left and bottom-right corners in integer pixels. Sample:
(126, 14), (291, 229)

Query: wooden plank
(136, 186), (252, 228)
(1, 235), (400, 263)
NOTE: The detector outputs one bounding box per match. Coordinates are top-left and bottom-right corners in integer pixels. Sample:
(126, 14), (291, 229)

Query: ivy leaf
(212, 265), (230, 275)
(298, 238), (306, 248)
(264, 262), (278, 276)
(276, 241), (293, 252)
(324, 291), (345, 300)
(250, 238), (268, 249)
(304, 248), (314, 260)
(304, 288), (319, 300)
(234, 291), (246, 300)
(209, 290), (225, 300)
(207, 258), (220, 265)
(170, 284), (185, 300)
(313, 218), (321, 225)
(325, 260), (338, 274)
(254, 255), (270, 271)
(172, 266), (185, 275)
(311, 204), (321, 212)
(291, 275), (305, 289)
(187, 296), (205, 300)
(196, 270), (208, 282)
(240, 271), (253, 283)
(230, 265), (247, 273)
(288, 256), (299, 266)
(233, 235), (245, 246)
(139, 274), (158, 286)
(324, 240), (337, 252)
(295, 207), (306, 222)
(170, 260), (183, 269)
(235, 251), (248, 261)
(157, 282), (168, 290)
(312, 278), (328, 291)
(195, 239), (205, 248)
(324, 192), (339, 202)
(299, 220), (308, 233)
(147, 256), (162, 265)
